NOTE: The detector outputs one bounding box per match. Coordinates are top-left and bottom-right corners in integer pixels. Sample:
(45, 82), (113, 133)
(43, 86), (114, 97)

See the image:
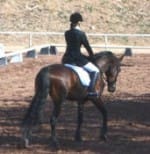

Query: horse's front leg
(92, 97), (107, 141)
(75, 101), (84, 142)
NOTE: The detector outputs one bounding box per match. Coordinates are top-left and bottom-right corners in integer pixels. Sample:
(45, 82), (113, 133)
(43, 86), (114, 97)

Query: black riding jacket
(62, 28), (94, 66)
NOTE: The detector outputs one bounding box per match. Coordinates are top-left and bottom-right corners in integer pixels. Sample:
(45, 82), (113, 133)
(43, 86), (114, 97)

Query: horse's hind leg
(21, 91), (48, 147)
(50, 101), (62, 147)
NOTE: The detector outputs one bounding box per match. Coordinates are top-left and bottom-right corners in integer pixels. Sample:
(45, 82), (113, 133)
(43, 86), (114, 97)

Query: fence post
(104, 34), (108, 50)
(29, 33), (32, 47)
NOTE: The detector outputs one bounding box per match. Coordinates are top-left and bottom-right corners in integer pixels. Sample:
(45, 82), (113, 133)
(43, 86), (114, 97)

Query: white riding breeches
(83, 62), (99, 73)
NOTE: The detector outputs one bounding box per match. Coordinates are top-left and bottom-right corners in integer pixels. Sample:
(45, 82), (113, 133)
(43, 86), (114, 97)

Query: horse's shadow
(105, 93), (150, 125)
(0, 93), (150, 152)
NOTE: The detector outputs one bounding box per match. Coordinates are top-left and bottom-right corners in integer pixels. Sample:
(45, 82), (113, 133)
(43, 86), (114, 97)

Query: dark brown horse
(22, 51), (126, 148)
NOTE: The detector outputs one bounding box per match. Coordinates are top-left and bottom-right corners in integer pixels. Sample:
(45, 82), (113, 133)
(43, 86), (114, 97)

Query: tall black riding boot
(87, 72), (99, 97)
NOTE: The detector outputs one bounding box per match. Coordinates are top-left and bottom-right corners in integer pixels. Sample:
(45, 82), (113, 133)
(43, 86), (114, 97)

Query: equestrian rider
(62, 12), (100, 97)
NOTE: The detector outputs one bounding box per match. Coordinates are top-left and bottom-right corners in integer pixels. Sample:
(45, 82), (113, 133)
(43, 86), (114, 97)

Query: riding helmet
(70, 12), (83, 23)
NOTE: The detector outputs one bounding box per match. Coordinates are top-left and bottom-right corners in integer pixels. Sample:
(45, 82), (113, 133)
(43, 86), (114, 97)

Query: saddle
(64, 64), (91, 86)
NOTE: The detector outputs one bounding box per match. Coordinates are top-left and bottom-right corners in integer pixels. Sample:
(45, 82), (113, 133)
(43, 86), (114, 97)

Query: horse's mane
(93, 51), (114, 59)
(83, 51), (116, 64)
(88, 51), (115, 63)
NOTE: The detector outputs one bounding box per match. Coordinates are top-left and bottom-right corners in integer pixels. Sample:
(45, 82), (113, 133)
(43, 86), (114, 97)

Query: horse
(21, 50), (126, 148)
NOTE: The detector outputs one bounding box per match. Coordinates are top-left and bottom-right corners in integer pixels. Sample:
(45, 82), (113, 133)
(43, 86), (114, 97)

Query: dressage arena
(0, 53), (149, 154)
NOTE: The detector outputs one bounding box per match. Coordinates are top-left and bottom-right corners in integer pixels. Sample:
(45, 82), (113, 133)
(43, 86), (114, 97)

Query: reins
(101, 71), (107, 83)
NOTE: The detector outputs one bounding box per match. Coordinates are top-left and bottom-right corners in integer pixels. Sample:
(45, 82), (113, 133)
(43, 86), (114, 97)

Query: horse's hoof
(100, 134), (107, 142)
(24, 138), (30, 148)
(50, 137), (60, 149)
(75, 134), (82, 142)
(18, 138), (29, 149)
(75, 137), (82, 142)
(52, 141), (60, 149)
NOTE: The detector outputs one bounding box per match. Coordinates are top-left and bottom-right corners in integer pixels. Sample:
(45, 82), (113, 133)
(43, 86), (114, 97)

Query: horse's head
(92, 51), (125, 92)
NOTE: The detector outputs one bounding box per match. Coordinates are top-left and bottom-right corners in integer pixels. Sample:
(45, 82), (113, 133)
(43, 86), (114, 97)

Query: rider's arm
(81, 32), (94, 57)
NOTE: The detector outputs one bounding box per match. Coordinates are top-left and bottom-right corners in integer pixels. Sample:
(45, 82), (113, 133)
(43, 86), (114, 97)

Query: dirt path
(0, 53), (150, 154)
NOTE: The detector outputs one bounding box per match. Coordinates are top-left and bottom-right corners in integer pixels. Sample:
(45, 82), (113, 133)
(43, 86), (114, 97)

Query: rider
(62, 12), (100, 97)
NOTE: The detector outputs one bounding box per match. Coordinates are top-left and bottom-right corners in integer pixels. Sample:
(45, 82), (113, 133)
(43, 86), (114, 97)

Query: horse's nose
(108, 82), (116, 92)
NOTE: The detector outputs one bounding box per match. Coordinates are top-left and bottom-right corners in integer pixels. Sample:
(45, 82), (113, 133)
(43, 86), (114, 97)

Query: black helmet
(70, 12), (83, 23)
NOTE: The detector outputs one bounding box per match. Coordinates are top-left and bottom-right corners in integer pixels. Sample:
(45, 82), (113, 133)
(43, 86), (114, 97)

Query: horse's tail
(22, 66), (50, 126)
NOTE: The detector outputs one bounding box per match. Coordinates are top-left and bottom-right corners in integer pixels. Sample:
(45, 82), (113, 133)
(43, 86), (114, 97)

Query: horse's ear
(118, 48), (132, 62)
(118, 54), (125, 62)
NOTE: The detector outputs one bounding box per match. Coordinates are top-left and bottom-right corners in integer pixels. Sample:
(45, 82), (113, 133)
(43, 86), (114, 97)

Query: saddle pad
(64, 64), (91, 86)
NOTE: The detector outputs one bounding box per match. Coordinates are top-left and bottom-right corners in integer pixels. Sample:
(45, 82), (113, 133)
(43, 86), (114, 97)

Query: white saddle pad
(65, 64), (91, 86)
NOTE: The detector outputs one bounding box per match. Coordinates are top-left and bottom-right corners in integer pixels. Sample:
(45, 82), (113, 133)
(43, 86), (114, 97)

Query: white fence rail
(0, 32), (150, 66)
(0, 32), (150, 50)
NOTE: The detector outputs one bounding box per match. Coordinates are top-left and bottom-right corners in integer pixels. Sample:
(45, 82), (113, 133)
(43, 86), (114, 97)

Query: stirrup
(87, 92), (99, 98)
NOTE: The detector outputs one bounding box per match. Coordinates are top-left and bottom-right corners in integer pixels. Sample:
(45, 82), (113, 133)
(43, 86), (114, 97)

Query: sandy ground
(0, 53), (150, 154)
